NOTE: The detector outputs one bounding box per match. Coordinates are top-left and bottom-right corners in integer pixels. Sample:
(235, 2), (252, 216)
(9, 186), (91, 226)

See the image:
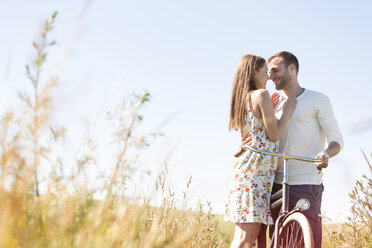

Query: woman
(224, 55), (297, 248)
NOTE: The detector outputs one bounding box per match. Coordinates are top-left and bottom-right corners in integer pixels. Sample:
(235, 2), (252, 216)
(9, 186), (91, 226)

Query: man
(250, 51), (344, 247)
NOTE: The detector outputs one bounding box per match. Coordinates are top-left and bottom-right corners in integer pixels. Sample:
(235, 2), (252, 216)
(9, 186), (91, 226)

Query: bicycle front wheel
(276, 212), (314, 248)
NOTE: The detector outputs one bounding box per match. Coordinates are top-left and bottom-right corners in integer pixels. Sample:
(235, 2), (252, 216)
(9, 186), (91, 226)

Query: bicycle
(243, 145), (322, 248)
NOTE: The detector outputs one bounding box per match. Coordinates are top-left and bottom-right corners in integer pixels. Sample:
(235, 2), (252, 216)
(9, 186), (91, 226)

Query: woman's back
(243, 93), (279, 153)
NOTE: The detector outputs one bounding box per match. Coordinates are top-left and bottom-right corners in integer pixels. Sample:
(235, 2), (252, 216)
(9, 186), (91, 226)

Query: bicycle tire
(271, 212), (314, 248)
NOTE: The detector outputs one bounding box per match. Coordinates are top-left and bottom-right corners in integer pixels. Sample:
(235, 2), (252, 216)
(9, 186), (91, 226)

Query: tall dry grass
(0, 12), (233, 248)
(322, 151), (372, 248)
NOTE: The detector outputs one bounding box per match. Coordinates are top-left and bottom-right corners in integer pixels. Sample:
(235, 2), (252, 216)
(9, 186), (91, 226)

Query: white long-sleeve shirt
(273, 89), (344, 185)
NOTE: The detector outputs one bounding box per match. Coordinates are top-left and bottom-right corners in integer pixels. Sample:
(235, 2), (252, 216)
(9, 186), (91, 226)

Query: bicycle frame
(243, 145), (322, 247)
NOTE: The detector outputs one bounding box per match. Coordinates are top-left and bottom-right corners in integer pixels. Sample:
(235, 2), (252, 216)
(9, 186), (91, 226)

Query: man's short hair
(268, 51), (299, 74)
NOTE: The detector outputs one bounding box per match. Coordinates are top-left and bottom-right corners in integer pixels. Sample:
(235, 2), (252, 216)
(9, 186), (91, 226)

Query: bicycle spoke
(278, 220), (306, 248)
(294, 222), (304, 247)
(293, 222), (302, 246)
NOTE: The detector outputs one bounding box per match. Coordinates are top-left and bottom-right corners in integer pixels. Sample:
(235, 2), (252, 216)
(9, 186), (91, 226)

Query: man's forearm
(324, 141), (341, 158)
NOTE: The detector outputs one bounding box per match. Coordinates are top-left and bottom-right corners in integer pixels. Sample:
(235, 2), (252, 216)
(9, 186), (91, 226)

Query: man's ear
(289, 64), (296, 75)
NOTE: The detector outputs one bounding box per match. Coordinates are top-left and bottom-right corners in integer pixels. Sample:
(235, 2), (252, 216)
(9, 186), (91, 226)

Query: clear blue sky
(1, 0), (372, 222)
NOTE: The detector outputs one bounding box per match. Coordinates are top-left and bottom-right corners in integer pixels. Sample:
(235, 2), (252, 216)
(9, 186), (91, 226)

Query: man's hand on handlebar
(234, 133), (252, 158)
(315, 152), (329, 171)
(315, 142), (341, 172)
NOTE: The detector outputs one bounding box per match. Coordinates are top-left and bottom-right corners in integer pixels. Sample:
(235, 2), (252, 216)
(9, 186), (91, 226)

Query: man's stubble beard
(275, 70), (291, 90)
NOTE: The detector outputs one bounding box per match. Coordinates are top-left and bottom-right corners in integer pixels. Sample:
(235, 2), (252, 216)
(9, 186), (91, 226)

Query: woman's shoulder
(250, 89), (270, 101)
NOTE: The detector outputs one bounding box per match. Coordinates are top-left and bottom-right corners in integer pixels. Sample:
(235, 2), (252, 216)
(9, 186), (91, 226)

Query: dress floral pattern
(224, 106), (279, 225)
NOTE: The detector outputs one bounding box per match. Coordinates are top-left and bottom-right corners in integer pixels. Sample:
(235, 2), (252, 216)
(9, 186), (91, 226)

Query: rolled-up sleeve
(316, 94), (344, 150)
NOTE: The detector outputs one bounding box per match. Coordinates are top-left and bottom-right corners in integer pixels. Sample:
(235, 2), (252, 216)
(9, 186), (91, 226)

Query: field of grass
(0, 11), (371, 248)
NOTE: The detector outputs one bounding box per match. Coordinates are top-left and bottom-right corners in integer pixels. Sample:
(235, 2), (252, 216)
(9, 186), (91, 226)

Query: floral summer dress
(224, 103), (279, 225)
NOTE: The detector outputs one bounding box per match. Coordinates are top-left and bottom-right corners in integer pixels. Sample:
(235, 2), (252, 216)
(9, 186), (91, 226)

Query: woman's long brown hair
(229, 55), (266, 133)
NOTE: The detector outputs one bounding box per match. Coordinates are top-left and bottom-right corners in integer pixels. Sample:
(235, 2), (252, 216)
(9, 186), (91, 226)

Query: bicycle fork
(273, 159), (290, 248)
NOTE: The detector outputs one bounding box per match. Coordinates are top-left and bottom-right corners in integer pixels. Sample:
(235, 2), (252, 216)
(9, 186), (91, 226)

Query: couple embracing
(224, 51), (343, 248)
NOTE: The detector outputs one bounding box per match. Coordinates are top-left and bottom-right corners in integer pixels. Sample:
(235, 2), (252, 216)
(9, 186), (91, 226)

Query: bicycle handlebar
(243, 145), (322, 163)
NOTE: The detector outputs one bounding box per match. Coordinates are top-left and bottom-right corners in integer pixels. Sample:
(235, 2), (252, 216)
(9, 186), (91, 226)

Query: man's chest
(274, 99), (318, 124)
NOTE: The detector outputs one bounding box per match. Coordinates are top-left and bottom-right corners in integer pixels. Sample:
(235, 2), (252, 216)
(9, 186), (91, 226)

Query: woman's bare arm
(252, 90), (296, 142)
